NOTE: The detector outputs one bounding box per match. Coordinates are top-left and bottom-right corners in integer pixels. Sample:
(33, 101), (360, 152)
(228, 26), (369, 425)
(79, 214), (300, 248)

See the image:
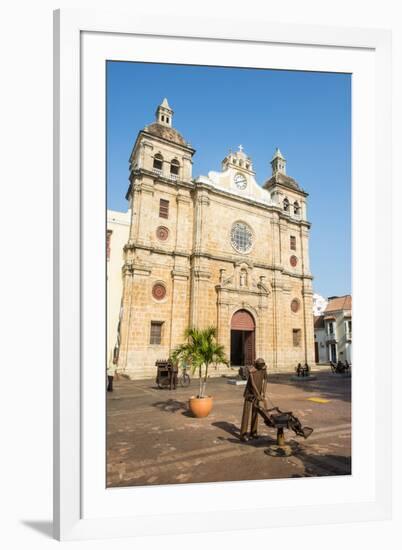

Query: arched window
(283, 198), (290, 212)
(294, 201), (301, 216)
(170, 159), (180, 176)
(153, 153), (163, 171)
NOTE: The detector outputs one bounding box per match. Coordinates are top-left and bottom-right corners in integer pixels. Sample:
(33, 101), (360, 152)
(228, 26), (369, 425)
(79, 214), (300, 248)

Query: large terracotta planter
(188, 396), (213, 418)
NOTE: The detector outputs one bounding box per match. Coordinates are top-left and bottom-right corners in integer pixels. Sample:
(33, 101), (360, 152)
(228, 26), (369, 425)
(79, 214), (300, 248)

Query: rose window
(291, 299), (300, 313)
(231, 222), (253, 253)
(152, 283), (166, 300)
(156, 226), (169, 241)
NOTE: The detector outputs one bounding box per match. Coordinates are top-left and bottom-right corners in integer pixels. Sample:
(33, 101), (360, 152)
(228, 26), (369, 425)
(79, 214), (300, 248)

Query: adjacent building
(110, 99), (315, 379)
(107, 209), (131, 367)
(314, 295), (352, 364)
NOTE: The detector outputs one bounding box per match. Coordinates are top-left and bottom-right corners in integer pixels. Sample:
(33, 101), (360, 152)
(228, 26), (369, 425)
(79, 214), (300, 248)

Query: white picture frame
(53, 8), (392, 541)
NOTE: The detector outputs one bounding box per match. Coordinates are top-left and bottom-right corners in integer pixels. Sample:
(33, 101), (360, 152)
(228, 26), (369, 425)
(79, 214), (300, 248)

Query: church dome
(144, 122), (187, 147)
(264, 171), (301, 191)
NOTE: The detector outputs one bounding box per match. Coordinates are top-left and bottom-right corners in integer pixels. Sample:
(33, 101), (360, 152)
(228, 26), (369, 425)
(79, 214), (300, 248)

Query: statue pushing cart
(240, 358), (313, 447)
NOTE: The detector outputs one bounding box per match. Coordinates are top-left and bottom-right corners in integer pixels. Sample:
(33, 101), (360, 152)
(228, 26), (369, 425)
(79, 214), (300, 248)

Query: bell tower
(155, 97), (173, 127)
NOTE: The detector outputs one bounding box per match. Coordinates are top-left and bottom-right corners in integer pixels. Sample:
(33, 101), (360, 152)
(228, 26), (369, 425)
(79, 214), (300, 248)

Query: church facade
(116, 99), (315, 379)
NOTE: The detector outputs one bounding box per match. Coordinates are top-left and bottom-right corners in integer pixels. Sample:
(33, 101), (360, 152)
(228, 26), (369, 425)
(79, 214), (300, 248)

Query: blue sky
(107, 62), (351, 299)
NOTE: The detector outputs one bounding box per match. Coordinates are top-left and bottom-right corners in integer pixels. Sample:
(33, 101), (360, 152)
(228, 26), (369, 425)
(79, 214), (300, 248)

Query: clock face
(234, 173), (247, 190)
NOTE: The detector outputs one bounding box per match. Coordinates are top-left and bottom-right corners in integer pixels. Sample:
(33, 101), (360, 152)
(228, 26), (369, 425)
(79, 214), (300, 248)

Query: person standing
(107, 358), (117, 392)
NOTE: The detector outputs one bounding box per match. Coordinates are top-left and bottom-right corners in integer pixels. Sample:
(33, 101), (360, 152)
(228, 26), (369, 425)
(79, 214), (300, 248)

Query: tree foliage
(170, 326), (228, 398)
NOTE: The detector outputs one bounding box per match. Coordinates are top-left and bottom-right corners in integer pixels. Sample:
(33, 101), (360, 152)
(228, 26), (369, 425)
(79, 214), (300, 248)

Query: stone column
(175, 191), (192, 254)
(299, 225), (311, 274)
(117, 261), (134, 373)
(302, 281), (315, 365)
(135, 180), (154, 246)
(193, 190), (210, 254)
(270, 273), (283, 371)
(216, 287), (231, 359)
(128, 183), (142, 243)
(168, 268), (190, 351)
(256, 276), (270, 363)
(190, 189), (210, 328)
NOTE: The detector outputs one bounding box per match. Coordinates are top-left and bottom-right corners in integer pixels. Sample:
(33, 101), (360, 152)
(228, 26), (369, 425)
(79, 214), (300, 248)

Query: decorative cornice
(191, 268), (211, 280)
(216, 285), (266, 298)
(122, 261), (151, 277)
(176, 193), (192, 205)
(171, 268), (190, 280)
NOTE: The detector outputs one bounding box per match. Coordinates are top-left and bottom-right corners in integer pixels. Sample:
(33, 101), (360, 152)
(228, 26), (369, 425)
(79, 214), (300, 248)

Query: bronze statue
(240, 357), (313, 446)
(240, 358), (268, 441)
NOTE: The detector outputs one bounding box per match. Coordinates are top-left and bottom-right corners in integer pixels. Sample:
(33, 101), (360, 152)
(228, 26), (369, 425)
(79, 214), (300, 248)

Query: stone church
(116, 98), (315, 379)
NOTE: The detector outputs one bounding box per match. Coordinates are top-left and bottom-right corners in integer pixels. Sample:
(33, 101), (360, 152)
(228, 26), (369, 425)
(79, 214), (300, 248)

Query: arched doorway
(230, 309), (255, 366)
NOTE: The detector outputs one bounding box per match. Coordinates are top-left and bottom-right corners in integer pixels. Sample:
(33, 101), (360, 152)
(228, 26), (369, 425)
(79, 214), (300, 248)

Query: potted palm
(171, 326), (228, 418)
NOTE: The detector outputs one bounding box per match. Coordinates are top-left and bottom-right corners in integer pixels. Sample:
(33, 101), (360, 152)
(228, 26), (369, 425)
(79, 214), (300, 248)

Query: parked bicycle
(178, 364), (191, 387)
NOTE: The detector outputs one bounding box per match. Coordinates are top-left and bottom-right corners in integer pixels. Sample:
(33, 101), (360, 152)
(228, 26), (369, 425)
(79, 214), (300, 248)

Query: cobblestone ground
(107, 370), (351, 487)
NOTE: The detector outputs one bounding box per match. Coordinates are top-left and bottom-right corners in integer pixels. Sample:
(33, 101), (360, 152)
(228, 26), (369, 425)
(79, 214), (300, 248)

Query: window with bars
(290, 235), (296, 250)
(159, 199), (169, 219)
(292, 329), (301, 347)
(150, 322), (163, 345)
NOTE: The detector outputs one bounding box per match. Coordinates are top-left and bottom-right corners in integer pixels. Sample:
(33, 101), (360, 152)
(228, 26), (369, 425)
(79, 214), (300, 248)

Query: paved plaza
(107, 369), (351, 487)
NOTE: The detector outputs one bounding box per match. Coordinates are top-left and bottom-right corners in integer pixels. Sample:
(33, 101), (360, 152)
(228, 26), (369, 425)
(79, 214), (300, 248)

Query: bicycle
(178, 365), (191, 387)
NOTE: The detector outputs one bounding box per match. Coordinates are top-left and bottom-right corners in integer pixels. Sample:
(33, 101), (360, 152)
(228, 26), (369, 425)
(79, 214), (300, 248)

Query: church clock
(234, 173), (247, 190)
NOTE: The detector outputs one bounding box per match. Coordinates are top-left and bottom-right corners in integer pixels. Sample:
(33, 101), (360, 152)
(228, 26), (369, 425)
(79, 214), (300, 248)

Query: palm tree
(171, 326), (228, 398)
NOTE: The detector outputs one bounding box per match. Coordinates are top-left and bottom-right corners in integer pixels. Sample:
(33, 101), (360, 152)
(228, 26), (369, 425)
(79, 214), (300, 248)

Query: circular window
(291, 299), (300, 313)
(231, 222), (253, 253)
(290, 255), (298, 267)
(156, 226), (169, 241)
(152, 283), (166, 301)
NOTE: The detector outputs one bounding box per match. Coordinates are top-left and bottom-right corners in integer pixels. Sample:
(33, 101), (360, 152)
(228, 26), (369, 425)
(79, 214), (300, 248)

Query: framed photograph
(54, 9), (392, 541)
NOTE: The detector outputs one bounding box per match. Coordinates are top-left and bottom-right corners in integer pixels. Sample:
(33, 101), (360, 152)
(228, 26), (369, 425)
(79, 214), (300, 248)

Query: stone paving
(107, 369), (351, 487)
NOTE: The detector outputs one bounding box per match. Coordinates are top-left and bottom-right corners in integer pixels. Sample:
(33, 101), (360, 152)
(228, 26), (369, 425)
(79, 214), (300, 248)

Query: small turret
(155, 98), (173, 127)
(271, 147), (286, 175)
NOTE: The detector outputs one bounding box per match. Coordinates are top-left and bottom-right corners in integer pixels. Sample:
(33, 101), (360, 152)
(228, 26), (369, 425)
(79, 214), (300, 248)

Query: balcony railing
(283, 209), (302, 220)
(152, 168), (163, 177)
(325, 332), (337, 342)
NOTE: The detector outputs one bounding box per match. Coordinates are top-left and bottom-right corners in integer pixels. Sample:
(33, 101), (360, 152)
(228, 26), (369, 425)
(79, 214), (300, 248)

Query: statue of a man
(240, 358), (268, 441)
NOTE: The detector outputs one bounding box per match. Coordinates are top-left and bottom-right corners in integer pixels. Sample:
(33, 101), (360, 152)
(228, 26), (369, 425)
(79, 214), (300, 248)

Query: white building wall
(107, 209), (131, 367)
(315, 327), (328, 363)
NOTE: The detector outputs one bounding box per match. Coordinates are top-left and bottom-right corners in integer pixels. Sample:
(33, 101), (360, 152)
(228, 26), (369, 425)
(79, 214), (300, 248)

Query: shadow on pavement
(151, 399), (188, 413)
(212, 421), (241, 438)
(213, 420), (350, 476)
